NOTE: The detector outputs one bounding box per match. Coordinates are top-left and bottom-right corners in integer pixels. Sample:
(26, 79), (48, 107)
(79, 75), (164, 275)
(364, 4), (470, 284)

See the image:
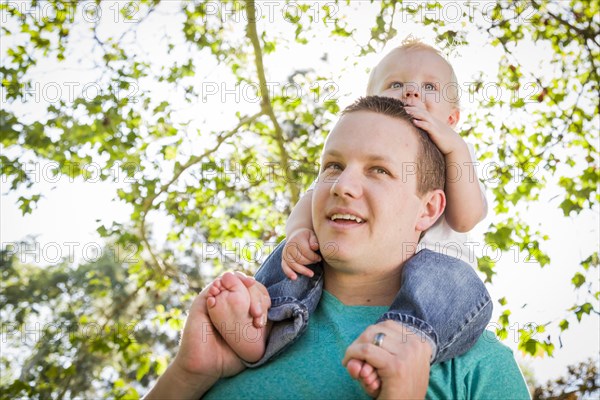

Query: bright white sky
(1, 0), (599, 388)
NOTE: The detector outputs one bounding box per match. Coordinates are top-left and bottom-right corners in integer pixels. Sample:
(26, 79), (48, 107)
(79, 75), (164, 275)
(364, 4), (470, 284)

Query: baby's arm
(443, 142), (487, 232)
(406, 107), (486, 232)
(283, 190), (321, 279)
(286, 189), (314, 234)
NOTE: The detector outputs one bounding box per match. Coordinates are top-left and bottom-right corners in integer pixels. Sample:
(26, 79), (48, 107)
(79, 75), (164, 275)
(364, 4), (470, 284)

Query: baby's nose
(404, 88), (419, 98)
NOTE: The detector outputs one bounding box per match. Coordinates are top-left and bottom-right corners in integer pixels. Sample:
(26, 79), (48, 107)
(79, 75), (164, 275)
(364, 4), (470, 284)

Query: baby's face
(369, 48), (459, 127)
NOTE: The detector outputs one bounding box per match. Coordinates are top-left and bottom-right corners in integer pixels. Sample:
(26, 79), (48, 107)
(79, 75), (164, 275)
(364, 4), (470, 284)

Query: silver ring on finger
(372, 332), (385, 348)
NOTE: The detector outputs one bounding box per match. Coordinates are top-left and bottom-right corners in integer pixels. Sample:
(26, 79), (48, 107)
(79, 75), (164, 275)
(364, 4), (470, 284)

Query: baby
(207, 39), (490, 396)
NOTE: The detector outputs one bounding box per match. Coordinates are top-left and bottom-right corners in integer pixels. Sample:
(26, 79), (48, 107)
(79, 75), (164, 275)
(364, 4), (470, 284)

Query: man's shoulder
(456, 330), (517, 369)
(429, 331), (529, 399)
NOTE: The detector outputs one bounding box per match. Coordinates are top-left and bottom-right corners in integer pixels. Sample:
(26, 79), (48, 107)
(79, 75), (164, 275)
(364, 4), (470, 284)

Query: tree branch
(138, 111), (264, 273)
(530, 0), (600, 47)
(245, 0), (300, 210)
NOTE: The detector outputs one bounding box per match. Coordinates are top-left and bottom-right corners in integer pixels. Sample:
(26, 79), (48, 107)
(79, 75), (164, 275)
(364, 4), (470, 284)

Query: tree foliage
(532, 358), (599, 400)
(1, 0), (598, 397)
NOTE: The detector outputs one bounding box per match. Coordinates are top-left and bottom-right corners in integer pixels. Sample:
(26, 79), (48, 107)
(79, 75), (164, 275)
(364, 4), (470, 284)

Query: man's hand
(342, 320), (432, 400)
(174, 286), (245, 380)
(405, 106), (465, 157)
(234, 272), (272, 329)
(282, 228), (321, 280)
(144, 281), (250, 400)
(173, 273), (269, 380)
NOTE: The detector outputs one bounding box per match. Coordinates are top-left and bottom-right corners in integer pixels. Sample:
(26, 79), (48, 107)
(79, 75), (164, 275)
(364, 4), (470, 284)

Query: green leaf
(571, 272), (586, 288)
(581, 252), (599, 270)
(575, 303), (593, 321)
(164, 146), (177, 161)
(136, 357), (151, 381)
(559, 319), (569, 332)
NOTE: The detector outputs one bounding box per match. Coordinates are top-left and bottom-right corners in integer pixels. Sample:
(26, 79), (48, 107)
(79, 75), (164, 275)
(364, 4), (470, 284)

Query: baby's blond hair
(366, 37), (461, 108)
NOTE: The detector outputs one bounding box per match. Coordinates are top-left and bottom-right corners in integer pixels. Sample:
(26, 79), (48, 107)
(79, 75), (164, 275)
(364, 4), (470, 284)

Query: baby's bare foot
(207, 272), (267, 363)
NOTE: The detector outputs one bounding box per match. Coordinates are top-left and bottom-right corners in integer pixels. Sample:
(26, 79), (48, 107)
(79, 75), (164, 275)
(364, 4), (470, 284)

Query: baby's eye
(423, 82), (437, 91)
(389, 82), (403, 89)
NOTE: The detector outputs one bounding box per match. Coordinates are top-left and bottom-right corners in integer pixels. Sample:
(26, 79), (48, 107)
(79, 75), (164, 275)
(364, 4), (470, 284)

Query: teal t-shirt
(204, 291), (530, 400)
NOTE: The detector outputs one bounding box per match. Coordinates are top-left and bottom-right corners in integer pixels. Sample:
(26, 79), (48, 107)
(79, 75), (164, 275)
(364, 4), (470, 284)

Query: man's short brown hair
(342, 96), (446, 196)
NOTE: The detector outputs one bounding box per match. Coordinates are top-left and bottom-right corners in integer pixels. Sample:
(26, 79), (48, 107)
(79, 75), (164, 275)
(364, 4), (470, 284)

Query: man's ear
(447, 108), (460, 128)
(416, 189), (446, 232)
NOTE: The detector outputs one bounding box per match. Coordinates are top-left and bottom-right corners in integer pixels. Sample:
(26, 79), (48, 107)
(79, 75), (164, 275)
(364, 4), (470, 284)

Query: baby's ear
(416, 189), (446, 232)
(447, 108), (460, 128)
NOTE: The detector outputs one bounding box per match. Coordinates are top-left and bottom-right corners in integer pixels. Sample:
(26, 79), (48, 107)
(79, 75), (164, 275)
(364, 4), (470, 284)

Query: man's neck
(322, 265), (403, 306)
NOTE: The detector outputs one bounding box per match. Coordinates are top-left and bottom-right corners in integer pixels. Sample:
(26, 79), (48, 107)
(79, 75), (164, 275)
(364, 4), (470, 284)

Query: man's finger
(246, 280), (271, 318)
(234, 271), (254, 288)
(343, 342), (389, 370)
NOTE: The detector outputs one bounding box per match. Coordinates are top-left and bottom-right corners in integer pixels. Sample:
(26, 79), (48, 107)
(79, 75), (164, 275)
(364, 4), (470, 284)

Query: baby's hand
(405, 106), (464, 156)
(282, 228), (321, 280)
(346, 359), (381, 398)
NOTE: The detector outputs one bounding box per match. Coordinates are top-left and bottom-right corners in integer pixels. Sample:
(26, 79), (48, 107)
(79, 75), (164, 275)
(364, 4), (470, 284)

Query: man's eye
(373, 167), (389, 175)
(323, 163), (342, 171)
(424, 83), (437, 91)
(389, 82), (403, 89)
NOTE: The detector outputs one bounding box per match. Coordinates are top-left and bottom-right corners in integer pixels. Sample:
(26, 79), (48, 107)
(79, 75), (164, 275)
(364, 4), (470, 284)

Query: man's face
(370, 48), (459, 127)
(312, 110), (426, 275)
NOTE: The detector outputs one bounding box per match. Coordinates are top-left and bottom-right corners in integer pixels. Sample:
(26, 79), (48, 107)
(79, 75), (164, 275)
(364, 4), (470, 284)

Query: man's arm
(144, 361), (218, 400)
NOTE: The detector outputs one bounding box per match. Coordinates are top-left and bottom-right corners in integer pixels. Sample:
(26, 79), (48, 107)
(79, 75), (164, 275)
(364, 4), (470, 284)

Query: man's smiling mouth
(329, 213), (365, 224)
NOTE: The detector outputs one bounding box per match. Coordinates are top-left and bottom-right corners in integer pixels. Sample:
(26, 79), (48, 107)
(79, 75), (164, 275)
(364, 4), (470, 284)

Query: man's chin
(320, 244), (364, 268)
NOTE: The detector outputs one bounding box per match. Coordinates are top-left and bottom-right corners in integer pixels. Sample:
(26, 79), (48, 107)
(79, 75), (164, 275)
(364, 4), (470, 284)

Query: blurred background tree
(532, 358), (599, 400)
(1, 0), (598, 397)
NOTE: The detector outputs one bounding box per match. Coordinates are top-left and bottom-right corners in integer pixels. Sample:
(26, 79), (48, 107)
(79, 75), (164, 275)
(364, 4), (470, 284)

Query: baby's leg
(207, 272), (267, 363)
(378, 249), (492, 363)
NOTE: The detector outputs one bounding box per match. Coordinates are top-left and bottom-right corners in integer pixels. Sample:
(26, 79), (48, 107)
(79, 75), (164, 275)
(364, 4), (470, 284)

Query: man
(145, 96), (530, 399)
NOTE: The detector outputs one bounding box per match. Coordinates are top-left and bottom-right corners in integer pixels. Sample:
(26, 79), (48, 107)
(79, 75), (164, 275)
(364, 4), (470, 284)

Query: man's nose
(330, 168), (362, 199)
